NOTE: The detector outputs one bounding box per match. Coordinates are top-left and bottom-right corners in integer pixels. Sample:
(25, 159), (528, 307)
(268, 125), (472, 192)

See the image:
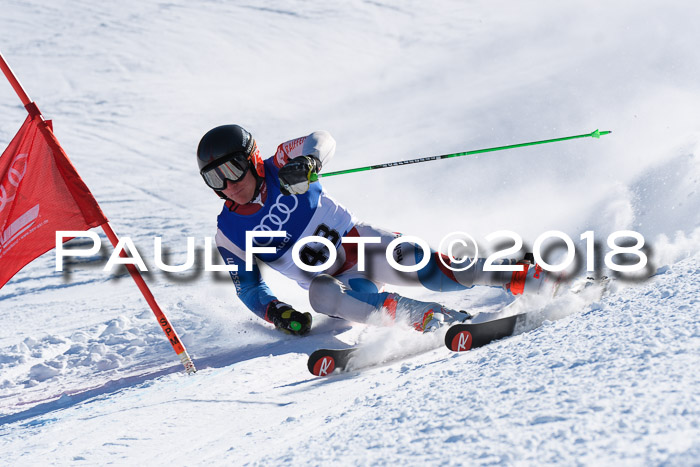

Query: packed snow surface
(1, 0), (699, 465)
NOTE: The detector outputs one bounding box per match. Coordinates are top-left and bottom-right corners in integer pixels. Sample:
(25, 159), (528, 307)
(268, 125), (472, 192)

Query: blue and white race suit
(215, 132), (552, 328)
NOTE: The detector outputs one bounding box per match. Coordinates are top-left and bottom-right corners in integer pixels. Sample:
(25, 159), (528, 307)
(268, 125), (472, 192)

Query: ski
(444, 313), (527, 352)
(307, 347), (359, 376)
(308, 313), (529, 376)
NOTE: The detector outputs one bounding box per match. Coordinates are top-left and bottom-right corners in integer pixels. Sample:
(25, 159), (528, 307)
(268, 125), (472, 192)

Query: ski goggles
(200, 152), (251, 190)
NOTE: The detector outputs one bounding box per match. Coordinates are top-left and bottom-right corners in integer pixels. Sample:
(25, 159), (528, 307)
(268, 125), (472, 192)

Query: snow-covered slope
(1, 255), (698, 465)
(1, 1), (699, 464)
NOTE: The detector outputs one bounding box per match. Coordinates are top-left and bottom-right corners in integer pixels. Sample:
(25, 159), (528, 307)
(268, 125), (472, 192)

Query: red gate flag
(1, 51), (195, 374)
(0, 114), (108, 289)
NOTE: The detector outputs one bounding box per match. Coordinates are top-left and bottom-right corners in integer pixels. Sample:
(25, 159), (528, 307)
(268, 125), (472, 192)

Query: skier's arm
(215, 232), (312, 335)
(216, 243), (277, 320)
(273, 131), (336, 169)
(277, 132), (336, 195)
(300, 130), (335, 169)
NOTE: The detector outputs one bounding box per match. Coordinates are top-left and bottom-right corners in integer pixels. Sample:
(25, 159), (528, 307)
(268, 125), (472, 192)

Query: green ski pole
(311, 128), (611, 181)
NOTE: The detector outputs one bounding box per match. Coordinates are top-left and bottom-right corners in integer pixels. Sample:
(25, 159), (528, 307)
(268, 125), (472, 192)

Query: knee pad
(308, 274), (345, 315)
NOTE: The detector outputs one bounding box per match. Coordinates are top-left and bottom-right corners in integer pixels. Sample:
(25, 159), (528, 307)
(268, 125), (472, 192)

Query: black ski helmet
(196, 124), (264, 197)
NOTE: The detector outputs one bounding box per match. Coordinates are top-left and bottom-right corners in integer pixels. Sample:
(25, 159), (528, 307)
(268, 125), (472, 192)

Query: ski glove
(265, 300), (312, 336)
(279, 155), (321, 196)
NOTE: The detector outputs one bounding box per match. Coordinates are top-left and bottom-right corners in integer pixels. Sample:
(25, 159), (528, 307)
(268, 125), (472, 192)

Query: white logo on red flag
(0, 117), (107, 289)
(0, 152), (27, 213)
(0, 204), (39, 254)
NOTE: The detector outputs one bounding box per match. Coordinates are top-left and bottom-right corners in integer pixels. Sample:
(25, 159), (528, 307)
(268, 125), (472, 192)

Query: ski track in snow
(1, 0), (699, 464)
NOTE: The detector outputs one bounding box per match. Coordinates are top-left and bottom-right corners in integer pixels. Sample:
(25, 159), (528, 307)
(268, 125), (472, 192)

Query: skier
(197, 125), (556, 336)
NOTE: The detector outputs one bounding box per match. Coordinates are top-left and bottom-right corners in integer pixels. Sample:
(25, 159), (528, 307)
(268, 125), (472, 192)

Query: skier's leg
(346, 223), (558, 296)
(308, 274), (385, 323)
(311, 224), (558, 331)
(308, 273), (467, 331)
